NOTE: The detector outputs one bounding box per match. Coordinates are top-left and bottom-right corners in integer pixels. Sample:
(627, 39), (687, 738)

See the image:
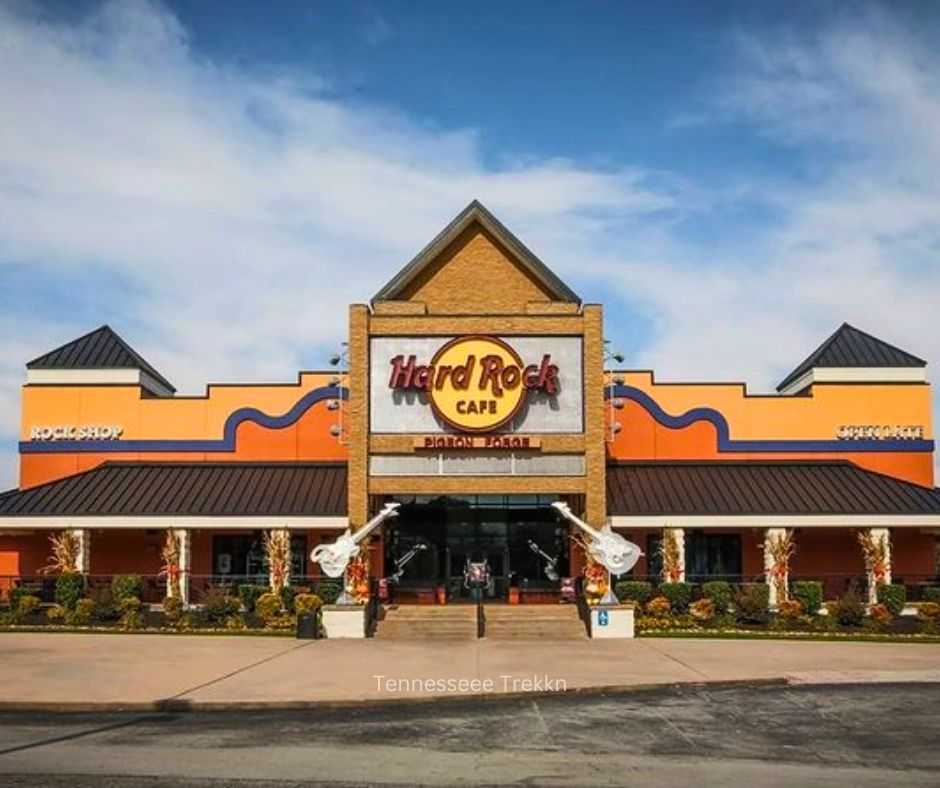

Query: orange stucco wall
(607, 372), (934, 486)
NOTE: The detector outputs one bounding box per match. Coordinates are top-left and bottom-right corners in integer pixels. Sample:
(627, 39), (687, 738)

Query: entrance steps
(373, 604), (586, 639)
(374, 604), (478, 640)
(484, 604), (587, 640)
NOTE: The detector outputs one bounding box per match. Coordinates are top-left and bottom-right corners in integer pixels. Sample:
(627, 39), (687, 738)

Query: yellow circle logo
(428, 336), (527, 432)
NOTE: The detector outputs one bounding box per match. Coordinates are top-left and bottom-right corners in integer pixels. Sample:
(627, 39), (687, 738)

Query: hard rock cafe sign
(388, 335), (559, 433)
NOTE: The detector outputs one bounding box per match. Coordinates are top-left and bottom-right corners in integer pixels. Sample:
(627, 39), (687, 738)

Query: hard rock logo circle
(387, 335), (559, 433)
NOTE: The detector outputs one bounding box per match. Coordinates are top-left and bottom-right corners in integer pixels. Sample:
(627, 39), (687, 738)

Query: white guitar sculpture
(551, 502), (641, 576)
(311, 502), (401, 578)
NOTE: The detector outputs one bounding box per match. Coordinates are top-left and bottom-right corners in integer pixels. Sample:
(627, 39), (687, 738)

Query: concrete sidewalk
(1, 633), (939, 709)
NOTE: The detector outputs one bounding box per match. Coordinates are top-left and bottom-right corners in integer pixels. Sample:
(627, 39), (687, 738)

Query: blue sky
(1, 0), (940, 487)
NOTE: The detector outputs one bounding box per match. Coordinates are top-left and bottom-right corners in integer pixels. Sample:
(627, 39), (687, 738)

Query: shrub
(294, 593), (323, 617)
(701, 581), (732, 615)
(163, 595), (184, 623)
(225, 614), (246, 631)
(9, 586), (39, 611)
(833, 587), (866, 627)
(111, 574), (143, 602)
(646, 596), (671, 618)
(46, 604), (67, 622)
(55, 572), (85, 610)
(916, 602), (940, 621)
(256, 592), (283, 623)
(280, 585), (301, 614)
(922, 587), (940, 604)
(16, 594), (42, 616)
(87, 587), (118, 621)
(869, 603), (892, 623)
(876, 583), (907, 616)
(614, 581), (652, 606)
(690, 597), (715, 621)
(791, 581), (823, 616)
(777, 598), (803, 619)
(314, 580), (342, 605)
(67, 598), (96, 625)
(119, 597), (143, 630)
(658, 582), (692, 613)
(238, 584), (265, 613)
(201, 586), (242, 623)
(735, 584), (770, 625)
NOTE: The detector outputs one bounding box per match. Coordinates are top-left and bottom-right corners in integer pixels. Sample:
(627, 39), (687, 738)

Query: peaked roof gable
(373, 200), (580, 304)
(777, 322), (926, 393)
(27, 325), (175, 393)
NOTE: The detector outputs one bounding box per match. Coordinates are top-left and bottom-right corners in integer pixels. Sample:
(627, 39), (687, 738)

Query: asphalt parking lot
(0, 682), (938, 786)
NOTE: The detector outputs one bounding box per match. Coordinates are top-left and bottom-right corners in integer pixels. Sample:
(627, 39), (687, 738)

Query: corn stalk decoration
(160, 530), (182, 599)
(857, 528), (890, 604)
(264, 529), (291, 593)
(345, 549), (371, 605)
(659, 528), (683, 583)
(40, 531), (81, 575)
(764, 528), (795, 604)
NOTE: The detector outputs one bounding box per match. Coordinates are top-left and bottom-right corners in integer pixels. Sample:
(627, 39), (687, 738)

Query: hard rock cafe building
(2, 202), (940, 615)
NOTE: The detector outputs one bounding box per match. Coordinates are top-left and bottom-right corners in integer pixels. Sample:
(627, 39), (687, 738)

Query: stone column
(661, 527), (685, 583)
(175, 529), (191, 607)
(763, 527), (788, 609)
(70, 528), (91, 575)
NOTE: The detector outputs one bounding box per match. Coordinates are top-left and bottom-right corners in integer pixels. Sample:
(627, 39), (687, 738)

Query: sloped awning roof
(0, 462), (347, 527)
(776, 323), (926, 393)
(607, 461), (940, 526)
(27, 324), (176, 394)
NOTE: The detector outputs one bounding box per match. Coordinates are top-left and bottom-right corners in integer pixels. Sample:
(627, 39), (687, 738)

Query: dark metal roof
(26, 325), (176, 394)
(0, 462), (347, 518)
(373, 200), (581, 304)
(607, 461), (940, 517)
(777, 323), (926, 392)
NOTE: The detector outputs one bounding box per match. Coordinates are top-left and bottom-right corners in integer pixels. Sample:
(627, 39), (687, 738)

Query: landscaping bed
(1, 573), (344, 636)
(616, 579), (940, 640)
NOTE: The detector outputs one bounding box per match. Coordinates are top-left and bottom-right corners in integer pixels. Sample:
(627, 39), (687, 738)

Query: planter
(508, 587), (520, 605)
(436, 586), (447, 605)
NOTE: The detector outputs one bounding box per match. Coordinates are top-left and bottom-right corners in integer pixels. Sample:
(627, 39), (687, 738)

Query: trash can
(296, 611), (319, 639)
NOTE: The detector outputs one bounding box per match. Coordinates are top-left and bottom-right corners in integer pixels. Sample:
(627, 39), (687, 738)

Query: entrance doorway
(385, 495), (566, 603)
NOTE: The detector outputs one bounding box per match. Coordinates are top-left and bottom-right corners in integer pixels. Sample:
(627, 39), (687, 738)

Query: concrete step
(374, 604), (478, 639)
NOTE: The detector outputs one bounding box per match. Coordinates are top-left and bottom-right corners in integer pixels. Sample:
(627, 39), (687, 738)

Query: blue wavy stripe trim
(19, 386), (347, 454)
(608, 384), (934, 454)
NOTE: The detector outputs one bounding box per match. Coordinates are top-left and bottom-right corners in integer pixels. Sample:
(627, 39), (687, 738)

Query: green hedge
(614, 580), (652, 605)
(922, 587), (940, 604)
(111, 574), (143, 602)
(792, 581), (823, 616)
(735, 583), (770, 625)
(701, 581), (732, 614)
(658, 582), (692, 613)
(314, 580), (342, 605)
(876, 583), (907, 616)
(55, 572), (85, 611)
(238, 584), (266, 613)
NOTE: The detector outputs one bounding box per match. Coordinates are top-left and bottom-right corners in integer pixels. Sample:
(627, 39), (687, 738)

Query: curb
(0, 677), (867, 713)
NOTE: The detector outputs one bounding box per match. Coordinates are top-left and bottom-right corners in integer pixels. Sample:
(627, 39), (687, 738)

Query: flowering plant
(345, 550), (370, 604)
